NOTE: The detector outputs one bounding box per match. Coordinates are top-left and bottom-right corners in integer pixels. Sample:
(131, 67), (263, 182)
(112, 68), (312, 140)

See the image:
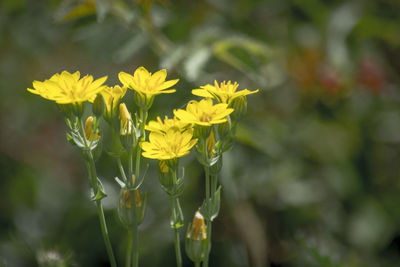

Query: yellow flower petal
(27, 71), (107, 104)
(119, 66), (178, 103)
(191, 80), (258, 105)
(174, 99), (233, 126)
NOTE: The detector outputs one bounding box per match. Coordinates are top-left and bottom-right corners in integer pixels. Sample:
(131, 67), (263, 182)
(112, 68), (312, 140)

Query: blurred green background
(1, 0), (400, 266)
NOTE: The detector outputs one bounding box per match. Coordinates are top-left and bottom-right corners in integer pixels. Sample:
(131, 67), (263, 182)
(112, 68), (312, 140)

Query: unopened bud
(84, 116), (99, 141)
(187, 211), (206, 240)
(120, 189), (141, 209)
(159, 160), (170, 174)
(185, 210), (208, 263)
(206, 131), (215, 158)
(118, 188), (145, 228)
(119, 103), (133, 135)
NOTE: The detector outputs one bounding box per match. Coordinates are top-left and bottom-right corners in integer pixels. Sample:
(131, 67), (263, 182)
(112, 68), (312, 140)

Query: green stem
(88, 154), (117, 267)
(174, 227), (183, 267)
(131, 206), (139, 267)
(96, 199), (118, 267)
(79, 119), (117, 267)
(135, 108), (147, 184)
(169, 195), (183, 267)
(126, 108), (148, 267)
(195, 261), (201, 267)
(170, 168), (183, 267)
(211, 174), (217, 196)
(203, 165), (211, 267)
(128, 149), (139, 267)
(126, 231), (133, 267)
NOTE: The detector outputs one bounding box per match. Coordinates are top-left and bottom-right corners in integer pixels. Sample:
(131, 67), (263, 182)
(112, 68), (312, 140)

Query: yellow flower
(140, 129), (197, 160)
(174, 98), (233, 126)
(27, 71), (107, 104)
(118, 66), (178, 101)
(84, 116), (99, 141)
(192, 80), (258, 105)
(145, 116), (191, 134)
(101, 85), (127, 115)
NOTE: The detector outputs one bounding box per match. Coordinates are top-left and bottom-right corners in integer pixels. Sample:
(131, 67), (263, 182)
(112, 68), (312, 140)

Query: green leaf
(200, 186), (221, 221)
(91, 178), (107, 201)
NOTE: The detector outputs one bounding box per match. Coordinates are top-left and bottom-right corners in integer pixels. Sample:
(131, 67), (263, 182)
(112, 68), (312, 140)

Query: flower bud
(206, 131), (215, 158)
(84, 116), (99, 141)
(187, 211), (206, 240)
(185, 211), (207, 263)
(118, 188), (145, 228)
(159, 160), (170, 174)
(92, 94), (104, 117)
(158, 161), (174, 193)
(119, 103), (133, 135)
(119, 103), (136, 149)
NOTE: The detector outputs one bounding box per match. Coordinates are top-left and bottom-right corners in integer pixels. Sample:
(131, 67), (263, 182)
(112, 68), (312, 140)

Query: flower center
(200, 113), (211, 122)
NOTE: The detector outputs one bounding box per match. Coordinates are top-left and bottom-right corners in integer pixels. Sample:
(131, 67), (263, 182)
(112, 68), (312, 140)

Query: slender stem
(131, 199), (139, 267)
(209, 173), (218, 266)
(88, 153), (117, 267)
(135, 108), (147, 184)
(211, 174), (217, 195)
(96, 199), (118, 267)
(170, 168), (183, 267)
(174, 227), (182, 267)
(169, 195), (183, 267)
(203, 164), (211, 267)
(128, 149), (139, 267)
(78, 118), (117, 267)
(126, 108), (148, 267)
(126, 231), (133, 267)
(195, 261), (201, 267)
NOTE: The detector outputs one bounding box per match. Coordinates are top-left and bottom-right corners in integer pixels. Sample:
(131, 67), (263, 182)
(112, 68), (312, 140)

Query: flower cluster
(28, 66), (258, 267)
